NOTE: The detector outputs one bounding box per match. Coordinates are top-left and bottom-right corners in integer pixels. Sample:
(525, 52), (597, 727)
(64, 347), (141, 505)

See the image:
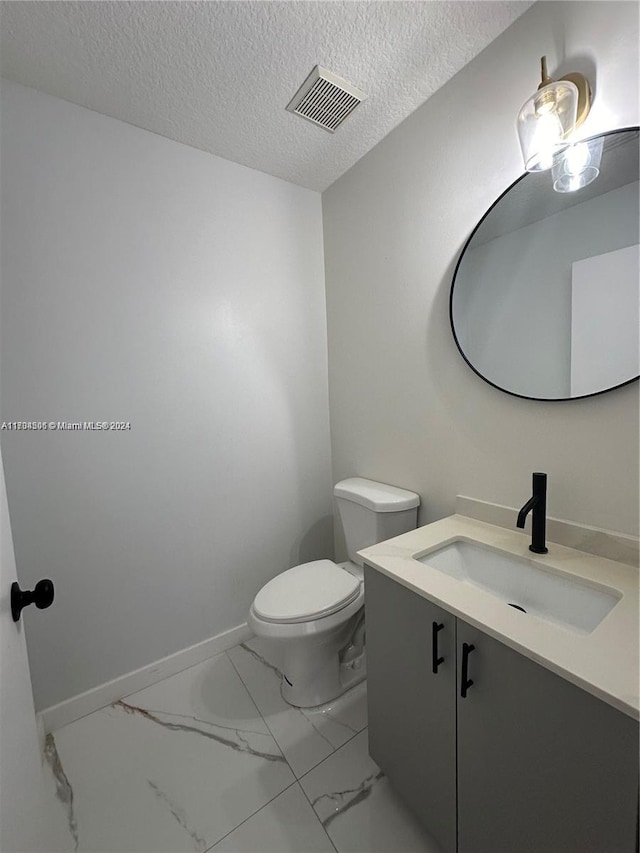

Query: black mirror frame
(449, 126), (640, 402)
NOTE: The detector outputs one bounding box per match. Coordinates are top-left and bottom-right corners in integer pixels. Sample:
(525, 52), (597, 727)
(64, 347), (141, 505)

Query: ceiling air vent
(286, 66), (367, 133)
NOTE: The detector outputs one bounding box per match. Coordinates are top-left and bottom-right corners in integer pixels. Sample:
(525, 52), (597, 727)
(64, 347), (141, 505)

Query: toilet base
(282, 649), (366, 708)
(248, 588), (366, 709)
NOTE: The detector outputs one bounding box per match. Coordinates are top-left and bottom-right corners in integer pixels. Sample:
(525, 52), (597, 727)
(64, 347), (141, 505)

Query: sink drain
(507, 603), (527, 613)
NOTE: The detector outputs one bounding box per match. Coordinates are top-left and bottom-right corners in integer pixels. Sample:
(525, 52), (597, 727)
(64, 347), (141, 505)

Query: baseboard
(38, 622), (253, 734)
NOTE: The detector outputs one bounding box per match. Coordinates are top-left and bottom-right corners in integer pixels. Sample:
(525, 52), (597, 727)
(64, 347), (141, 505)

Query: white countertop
(359, 514), (639, 720)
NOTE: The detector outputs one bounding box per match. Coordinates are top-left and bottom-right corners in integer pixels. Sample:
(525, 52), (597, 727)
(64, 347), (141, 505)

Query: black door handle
(432, 621), (445, 673)
(460, 642), (475, 698)
(11, 579), (55, 622)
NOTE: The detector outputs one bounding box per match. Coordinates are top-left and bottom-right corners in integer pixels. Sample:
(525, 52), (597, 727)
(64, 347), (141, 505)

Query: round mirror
(450, 127), (639, 401)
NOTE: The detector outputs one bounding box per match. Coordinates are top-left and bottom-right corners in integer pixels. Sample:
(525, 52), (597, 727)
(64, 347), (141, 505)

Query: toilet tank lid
(333, 478), (420, 512)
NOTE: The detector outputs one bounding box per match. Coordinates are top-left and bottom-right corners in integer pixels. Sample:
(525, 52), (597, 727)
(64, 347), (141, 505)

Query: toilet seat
(253, 560), (361, 624)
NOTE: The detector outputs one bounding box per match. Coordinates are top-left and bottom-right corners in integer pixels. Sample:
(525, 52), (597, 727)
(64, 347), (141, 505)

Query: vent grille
(287, 66), (367, 133)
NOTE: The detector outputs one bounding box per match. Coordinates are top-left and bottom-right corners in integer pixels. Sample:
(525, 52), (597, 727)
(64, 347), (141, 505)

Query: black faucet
(517, 473), (548, 554)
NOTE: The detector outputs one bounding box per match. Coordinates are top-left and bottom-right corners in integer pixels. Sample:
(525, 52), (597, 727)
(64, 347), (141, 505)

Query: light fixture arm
(537, 55), (592, 129)
(538, 56), (553, 89)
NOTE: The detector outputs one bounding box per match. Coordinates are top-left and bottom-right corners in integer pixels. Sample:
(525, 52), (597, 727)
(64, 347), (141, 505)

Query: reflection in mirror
(450, 128), (639, 400)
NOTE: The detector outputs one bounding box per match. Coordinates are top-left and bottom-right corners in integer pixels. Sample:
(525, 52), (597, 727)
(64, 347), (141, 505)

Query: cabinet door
(456, 621), (639, 853)
(365, 566), (457, 853)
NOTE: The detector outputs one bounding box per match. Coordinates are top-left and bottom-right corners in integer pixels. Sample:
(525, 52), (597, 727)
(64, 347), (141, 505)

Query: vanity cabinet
(365, 566), (639, 853)
(365, 565), (457, 852)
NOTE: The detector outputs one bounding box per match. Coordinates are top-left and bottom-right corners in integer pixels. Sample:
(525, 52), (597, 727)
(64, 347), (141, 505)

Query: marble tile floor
(42, 636), (444, 853)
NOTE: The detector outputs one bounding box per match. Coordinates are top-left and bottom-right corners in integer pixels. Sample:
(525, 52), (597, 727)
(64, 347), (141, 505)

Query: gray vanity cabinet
(456, 620), (638, 853)
(365, 566), (457, 853)
(365, 566), (639, 853)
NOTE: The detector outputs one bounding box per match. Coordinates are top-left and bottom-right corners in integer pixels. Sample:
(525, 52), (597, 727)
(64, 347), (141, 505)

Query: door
(0, 447), (56, 852)
(456, 620), (639, 853)
(365, 567), (457, 853)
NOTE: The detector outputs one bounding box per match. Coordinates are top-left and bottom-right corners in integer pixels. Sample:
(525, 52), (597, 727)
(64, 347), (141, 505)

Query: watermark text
(1, 421), (131, 431)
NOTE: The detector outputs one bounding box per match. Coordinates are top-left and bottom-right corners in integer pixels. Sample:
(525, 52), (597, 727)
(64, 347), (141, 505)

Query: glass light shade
(517, 80), (579, 172)
(552, 137), (604, 192)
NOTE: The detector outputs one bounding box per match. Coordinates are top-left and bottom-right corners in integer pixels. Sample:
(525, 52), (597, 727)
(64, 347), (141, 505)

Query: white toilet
(248, 478), (420, 707)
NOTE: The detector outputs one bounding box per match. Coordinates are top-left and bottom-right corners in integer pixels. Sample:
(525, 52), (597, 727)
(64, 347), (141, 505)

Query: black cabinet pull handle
(432, 621), (445, 673)
(460, 642), (475, 698)
(11, 579), (55, 622)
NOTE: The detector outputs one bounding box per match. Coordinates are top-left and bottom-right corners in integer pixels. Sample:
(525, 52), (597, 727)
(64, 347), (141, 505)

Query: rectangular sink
(417, 539), (621, 634)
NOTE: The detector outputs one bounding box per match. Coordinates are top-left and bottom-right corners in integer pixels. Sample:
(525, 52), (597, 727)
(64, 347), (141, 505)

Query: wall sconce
(551, 136), (604, 192)
(517, 57), (592, 172)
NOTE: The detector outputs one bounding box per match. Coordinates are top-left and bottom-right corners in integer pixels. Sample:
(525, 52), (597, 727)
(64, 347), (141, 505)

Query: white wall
(456, 181), (639, 398)
(323, 1), (639, 543)
(1, 80), (333, 710)
(571, 244), (639, 397)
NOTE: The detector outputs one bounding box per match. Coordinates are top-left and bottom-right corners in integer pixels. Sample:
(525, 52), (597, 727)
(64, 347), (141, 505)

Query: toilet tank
(333, 478), (420, 566)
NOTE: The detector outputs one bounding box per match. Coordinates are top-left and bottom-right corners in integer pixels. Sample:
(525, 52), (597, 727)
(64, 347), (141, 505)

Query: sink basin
(417, 539), (621, 634)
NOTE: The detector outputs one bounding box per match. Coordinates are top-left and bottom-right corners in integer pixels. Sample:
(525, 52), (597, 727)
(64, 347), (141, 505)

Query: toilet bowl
(248, 478), (420, 708)
(248, 559), (366, 707)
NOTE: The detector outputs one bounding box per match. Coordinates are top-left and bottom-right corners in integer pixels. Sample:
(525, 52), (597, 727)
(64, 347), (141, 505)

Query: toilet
(248, 478), (420, 707)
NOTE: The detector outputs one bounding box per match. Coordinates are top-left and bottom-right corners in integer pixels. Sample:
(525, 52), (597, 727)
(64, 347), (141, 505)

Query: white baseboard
(38, 622), (253, 735)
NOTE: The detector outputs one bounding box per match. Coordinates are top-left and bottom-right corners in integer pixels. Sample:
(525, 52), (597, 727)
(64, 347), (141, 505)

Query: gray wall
(1, 81), (333, 710)
(323, 1), (639, 545)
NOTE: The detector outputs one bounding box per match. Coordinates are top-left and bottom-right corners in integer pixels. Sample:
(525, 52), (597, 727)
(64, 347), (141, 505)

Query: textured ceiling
(0, 1), (533, 191)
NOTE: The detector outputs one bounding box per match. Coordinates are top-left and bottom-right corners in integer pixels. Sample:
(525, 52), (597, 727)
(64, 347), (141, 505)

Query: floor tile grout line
(203, 652), (358, 853)
(45, 643), (370, 853)
(225, 641), (368, 780)
(226, 642), (369, 781)
(52, 648), (301, 853)
(225, 645), (339, 780)
(293, 725), (361, 780)
(296, 727), (398, 853)
(303, 710), (339, 752)
(225, 640), (373, 852)
(142, 646), (301, 852)
(297, 725), (368, 784)
(296, 779), (340, 853)
(202, 778), (300, 853)
(224, 649), (276, 731)
(224, 648), (294, 768)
